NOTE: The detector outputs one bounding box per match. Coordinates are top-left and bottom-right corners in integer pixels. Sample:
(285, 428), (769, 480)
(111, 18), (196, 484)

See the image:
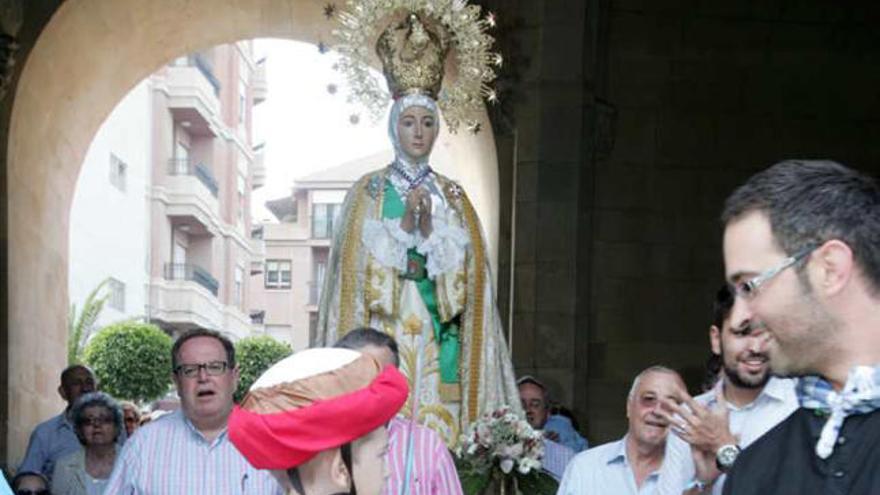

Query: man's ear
(58, 384), (68, 402)
(171, 372), (181, 398)
(232, 365), (241, 389)
(709, 325), (722, 356)
(814, 239), (854, 297)
(329, 448), (351, 490)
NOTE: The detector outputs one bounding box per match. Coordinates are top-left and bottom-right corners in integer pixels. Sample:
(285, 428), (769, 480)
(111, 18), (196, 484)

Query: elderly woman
(317, 11), (521, 445)
(51, 392), (123, 495)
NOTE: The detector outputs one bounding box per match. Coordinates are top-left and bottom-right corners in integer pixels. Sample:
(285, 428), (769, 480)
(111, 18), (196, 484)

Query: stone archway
(6, 0), (499, 463)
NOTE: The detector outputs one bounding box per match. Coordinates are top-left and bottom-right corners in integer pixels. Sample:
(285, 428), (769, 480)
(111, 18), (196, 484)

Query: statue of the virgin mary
(316, 5), (520, 445)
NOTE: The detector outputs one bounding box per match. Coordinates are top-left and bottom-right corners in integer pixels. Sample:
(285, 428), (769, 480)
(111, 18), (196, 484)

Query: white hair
(627, 365), (681, 401)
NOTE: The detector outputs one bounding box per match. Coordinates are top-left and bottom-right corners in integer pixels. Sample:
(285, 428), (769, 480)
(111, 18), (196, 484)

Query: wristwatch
(715, 444), (741, 472)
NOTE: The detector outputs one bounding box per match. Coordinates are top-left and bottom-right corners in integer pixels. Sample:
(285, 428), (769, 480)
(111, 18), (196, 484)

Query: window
(265, 260), (292, 289)
(238, 78), (247, 126)
(234, 266), (244, 308)
(109, 153), (127, 192)
(237, 175), (247, 225)
(107, 278), (125, 312)
(311, 203), (341, 239)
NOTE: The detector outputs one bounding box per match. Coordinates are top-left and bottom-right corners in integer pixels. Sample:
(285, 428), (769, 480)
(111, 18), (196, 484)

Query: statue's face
(396, 105), (438, 161)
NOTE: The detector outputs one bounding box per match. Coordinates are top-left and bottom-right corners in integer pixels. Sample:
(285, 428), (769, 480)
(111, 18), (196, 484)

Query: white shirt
(657, 377), (799, 495)
(557, 437), (664, 495)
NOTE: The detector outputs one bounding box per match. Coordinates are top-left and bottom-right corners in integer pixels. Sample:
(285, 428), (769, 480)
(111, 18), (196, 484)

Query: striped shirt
(384, 417), (463, 495)
(104, 409), (282, 495)
(542, 438), (576, 481)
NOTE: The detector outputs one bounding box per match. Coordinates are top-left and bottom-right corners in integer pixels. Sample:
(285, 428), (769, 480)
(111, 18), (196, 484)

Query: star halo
(331, 0), (501, 133)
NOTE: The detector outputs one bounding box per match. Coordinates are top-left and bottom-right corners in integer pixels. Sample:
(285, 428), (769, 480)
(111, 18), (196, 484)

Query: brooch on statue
(366, 174), (383, 199)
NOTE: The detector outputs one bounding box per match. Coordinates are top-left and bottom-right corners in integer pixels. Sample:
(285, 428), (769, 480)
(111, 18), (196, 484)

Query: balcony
(150, 265), (222, 331)
(169, 158), (218, 197)
(252, 57), (267, 105)
(164, 56), (220, 137)
(163, 263), (219, 295)
(161, 158), (221, 233)
(252, 143), (266, 190)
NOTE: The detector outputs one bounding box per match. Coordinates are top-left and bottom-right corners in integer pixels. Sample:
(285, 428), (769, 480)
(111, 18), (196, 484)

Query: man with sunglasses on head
(716, 160), (880, 494)
(105, 328), (282, 494)
(656, 286), (798, 494)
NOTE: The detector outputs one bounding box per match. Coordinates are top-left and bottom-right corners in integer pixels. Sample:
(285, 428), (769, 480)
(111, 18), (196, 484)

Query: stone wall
(491, 0), (880, 443)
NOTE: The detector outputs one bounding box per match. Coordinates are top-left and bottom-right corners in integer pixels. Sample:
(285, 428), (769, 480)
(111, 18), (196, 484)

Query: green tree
(68, 278), (110, 365)
(235, 336), (293, 402)
(84, 322), (173, 403)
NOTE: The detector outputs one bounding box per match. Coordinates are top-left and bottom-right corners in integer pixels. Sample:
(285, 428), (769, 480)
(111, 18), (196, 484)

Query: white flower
(499, 458), (514, 474)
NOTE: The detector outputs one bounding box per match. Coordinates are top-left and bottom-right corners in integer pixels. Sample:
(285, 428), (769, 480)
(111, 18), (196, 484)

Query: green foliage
(514, 470), (558, 495)
(84, 322), (173, 403)
(234, 336), (293, 402)
(68, 278), (110, 365)
(455, 455), (558, 495)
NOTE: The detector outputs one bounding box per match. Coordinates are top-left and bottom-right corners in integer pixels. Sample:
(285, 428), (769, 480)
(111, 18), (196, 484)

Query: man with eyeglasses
(716, 160), (880, 494)
(19, 365), (97, 479)
(105, 328), (282, 494)
(655, 286), (798, 494)
(558, 366), (686, 494)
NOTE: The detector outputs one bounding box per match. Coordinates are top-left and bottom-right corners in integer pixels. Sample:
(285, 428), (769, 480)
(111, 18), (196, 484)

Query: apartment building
(249, 150), (392, 349)
(69, 41), (267, 341)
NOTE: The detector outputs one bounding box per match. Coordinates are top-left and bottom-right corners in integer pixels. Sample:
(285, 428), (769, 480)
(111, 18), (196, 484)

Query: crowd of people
(5, 158), (879, 495)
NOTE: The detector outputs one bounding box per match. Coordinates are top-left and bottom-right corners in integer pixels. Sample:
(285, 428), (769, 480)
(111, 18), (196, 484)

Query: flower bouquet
(454, 406), (558, 495)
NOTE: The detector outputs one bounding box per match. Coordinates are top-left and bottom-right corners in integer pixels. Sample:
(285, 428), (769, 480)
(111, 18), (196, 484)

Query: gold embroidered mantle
(316, 168), (522, 445)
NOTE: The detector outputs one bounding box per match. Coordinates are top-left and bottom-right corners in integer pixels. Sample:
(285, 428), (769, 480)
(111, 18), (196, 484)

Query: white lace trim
(417, 219), (470, 278)
(362, 218), (416, 271)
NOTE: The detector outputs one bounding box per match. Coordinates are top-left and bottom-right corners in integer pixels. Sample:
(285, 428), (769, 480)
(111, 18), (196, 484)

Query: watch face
(717, 445), (740, 471)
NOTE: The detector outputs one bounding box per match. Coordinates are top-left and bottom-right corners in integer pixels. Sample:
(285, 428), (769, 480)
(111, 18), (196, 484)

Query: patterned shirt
(104, 409), (282, 495)
(542, 438), (575, 481)
(384, 417), (463, 495)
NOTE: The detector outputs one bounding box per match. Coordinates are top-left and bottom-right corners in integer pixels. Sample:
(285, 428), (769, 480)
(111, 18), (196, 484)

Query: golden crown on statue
(331, 0), (502, 133)
(376, 13), (448, 99)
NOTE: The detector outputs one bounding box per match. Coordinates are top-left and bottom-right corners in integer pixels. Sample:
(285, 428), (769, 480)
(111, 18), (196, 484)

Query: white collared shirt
(557, 436), (664, 495)
(657, 377), (799, 495)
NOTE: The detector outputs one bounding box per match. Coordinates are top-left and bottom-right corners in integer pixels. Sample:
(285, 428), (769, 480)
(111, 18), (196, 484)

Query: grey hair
(334, 327), (400, 367)
(71, 391), (124, 445)
(627, 365), (681, 401)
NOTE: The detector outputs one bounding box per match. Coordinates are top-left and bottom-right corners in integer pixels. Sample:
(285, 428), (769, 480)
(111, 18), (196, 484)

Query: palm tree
(68, 278), (110, 365)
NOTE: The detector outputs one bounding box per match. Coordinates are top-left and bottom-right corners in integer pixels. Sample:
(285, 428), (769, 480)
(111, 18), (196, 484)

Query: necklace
(389, 159), (432, 193)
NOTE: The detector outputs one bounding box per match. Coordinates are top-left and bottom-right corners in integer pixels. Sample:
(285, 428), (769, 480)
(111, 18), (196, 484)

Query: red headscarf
(229, 348), (408, 470)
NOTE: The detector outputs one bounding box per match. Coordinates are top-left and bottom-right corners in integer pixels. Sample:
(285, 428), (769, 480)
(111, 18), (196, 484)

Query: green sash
(382, 180), (459, 385)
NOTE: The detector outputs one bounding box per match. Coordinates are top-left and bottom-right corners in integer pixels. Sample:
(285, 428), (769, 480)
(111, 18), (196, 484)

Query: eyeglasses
(16, 490), (49, 495)
(730, 245), (816, 300)
(174, 361), (229, 378)
(78, 415), (114, 427)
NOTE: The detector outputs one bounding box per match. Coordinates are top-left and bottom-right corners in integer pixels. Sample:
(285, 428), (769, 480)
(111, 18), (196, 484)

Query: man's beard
(723, 360), (771, 389)
(720, 340), (771, 389)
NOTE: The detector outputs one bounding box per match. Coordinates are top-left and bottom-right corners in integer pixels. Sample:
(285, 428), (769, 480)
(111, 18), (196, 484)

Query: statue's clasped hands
(402, 187), (433, 237)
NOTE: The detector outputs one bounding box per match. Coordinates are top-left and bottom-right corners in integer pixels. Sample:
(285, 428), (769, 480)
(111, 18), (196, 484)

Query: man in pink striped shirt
(336, 327), (464, 495)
